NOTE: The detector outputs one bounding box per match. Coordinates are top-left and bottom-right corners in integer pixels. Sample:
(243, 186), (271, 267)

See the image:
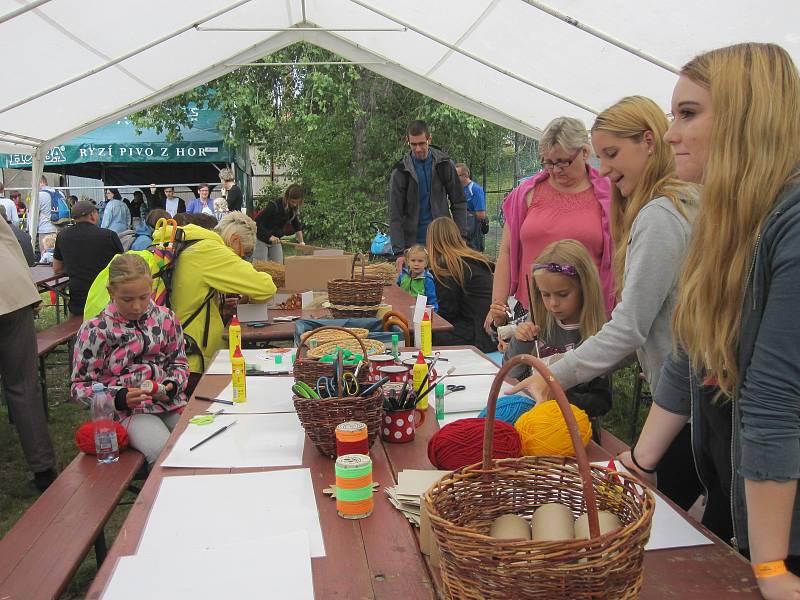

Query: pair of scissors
(315, 372), (359, 398)
(445, 384), (466, 396)
(293, 381), (320, 400)
(189, 408), (225, 425)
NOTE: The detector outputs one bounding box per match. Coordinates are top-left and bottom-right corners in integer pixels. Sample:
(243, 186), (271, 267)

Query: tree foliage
(131, 43), (511, 250)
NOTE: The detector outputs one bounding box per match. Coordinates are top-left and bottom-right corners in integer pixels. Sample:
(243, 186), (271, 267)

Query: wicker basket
(293, 326), (373, 388)
(308, 337), (386, 359)
(424, 355), (655, 599)
(328, 253), (385, 318)
(292, 326), (382, 458)
(300, 327), (369, 346)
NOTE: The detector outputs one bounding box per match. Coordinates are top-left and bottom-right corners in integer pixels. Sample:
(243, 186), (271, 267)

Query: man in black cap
(53, 200), (123, 316)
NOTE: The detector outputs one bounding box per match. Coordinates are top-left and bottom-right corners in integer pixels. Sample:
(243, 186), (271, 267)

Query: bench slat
(0, 451), (143, 600)
(36, 315), (82, 356)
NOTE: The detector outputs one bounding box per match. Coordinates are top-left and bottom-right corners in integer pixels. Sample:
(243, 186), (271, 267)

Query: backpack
(46, 188), (71, 224)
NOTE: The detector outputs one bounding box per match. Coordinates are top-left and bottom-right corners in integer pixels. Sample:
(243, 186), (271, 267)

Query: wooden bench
(35, 314), (83, 417)
(0, 450), (145, 600)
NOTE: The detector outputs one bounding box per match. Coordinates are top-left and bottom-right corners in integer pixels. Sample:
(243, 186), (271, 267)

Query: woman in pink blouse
(487, 117), (614, 331)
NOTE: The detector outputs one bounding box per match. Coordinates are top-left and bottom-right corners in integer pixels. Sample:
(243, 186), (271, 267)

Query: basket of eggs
(423, 354), (656, 599)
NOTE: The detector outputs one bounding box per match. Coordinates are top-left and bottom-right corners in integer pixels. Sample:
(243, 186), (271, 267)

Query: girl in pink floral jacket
(71, 254), (189, 464)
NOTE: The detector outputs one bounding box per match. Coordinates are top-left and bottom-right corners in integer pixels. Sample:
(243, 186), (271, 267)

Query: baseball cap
(71, 200), (97, 219)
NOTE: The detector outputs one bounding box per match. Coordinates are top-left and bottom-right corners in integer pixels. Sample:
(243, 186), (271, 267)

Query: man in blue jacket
(457, 163), (487, 251)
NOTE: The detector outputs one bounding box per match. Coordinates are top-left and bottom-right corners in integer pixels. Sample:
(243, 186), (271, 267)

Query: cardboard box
(284, 254), (354, 291)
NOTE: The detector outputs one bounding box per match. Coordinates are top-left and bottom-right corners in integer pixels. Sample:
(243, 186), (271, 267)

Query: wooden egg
(574, 510), (622, 539)
(489, 514), (531, 540)
(530, 503), (575, 542)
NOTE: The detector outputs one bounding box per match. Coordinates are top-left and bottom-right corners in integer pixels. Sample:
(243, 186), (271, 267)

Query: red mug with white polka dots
(381, 407), (426, 443)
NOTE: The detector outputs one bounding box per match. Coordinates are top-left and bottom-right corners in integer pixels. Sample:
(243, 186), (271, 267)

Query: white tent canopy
(3, 0), (799, 240)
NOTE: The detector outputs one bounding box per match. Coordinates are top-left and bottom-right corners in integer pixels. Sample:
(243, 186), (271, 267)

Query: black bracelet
(630, 446), (658, 474)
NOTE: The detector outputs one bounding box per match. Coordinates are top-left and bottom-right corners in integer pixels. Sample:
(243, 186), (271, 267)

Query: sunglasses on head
(533, 262), (577, 277)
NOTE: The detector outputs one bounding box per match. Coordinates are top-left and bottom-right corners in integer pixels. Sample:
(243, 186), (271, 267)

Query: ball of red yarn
(75, 422), (129, 454)
(427, 418), (522, 470)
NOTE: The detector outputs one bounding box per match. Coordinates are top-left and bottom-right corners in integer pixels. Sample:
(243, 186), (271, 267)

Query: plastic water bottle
(91, 383), (119, 464)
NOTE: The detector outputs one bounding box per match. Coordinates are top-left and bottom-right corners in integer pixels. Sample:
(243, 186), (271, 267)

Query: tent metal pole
(0, 0), (53, 25)
(227, 61), (386, 66)
(348, 0), (600, 115)
(0, 131), (44, 144)
(520, 0), (679, 74)
(0, 136), (37, 146)
(0, 0), (256, 116)
(29, 149), (45, 251)
(301, 0), (307, 23)
(197, 26), (406, 32)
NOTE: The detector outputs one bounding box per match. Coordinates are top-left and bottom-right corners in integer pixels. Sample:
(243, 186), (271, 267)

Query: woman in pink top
(487, 117), (614, 332)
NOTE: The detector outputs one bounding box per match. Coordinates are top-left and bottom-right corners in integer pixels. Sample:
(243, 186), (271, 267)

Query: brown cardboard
(284, 254), (354, 291)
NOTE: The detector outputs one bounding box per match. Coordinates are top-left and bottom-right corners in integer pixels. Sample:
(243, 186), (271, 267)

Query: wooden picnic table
(229, 283), (454, 344)
(30, 264), (61, 286)
(87, 346), (760, 599)
(30, 264), (71, 322)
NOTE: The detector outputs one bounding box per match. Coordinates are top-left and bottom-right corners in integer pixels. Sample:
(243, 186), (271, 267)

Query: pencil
(195, 395), (235, 406)
(189, 420), (237, 451)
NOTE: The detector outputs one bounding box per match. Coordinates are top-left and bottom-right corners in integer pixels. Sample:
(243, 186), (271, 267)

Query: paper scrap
(237, 302), (269, 323)
(206, 349), (295, 375)
(137, 470), (326, 557)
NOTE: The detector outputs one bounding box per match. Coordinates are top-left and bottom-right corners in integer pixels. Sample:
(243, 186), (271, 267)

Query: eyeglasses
(541, 151), (580, 171)
(533, 263), (578, 277)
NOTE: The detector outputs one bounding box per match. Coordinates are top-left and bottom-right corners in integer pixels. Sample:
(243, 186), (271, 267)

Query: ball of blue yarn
(478, 394), (536, 425)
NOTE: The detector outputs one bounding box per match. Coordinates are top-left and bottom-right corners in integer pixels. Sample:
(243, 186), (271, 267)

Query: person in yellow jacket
(84, 212), (276, 386)
(152, 212), (276, 378)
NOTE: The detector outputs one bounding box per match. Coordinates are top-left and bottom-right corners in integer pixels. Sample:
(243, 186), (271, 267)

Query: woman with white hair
(152, 211), (276, 389)
(487, 117), (615, 332)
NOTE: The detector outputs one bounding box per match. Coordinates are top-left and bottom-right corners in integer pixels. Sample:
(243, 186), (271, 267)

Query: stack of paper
(103, 470), (323, 599)
(206, 349), (295, 375)
(385, 469), (450, 526)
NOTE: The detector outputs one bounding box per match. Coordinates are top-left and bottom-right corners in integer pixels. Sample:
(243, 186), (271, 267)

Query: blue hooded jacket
(130, 220), (153, 251)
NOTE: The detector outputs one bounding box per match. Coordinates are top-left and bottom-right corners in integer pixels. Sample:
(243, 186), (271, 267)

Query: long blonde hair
(591, 96), (695, 293)
(673, 43), (800, 395)
(426, 217), (493, 289)
(530, 240), (606, 342)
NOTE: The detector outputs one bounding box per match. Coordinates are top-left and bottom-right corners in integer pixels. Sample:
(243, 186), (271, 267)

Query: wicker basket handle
(483, 354), (601, 539)
(296, 325), (369, 359)
(349, 252), (367, 282)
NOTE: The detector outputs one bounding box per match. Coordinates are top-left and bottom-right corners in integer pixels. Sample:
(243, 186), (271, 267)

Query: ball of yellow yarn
(514, 400), (592, 456)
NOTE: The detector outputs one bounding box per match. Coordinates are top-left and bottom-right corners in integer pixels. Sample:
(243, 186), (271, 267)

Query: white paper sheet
(161, 413), (304, 468)
(437, 374), (497, 414)
(207, 377), (296, 414)
(137, 470), (326, 557)
(206, 349), (295, 375)
(400, 348), (499, 376)
(591, 462), (714, 551)
(103, 532), (314, 600)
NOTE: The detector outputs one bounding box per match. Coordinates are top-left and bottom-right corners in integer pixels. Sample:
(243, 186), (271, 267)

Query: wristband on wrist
(630, 446), (658, 474)
(753, 560), (787, 579)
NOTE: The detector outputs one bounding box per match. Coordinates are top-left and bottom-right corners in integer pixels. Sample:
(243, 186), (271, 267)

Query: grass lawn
(0, 293), (648, 599)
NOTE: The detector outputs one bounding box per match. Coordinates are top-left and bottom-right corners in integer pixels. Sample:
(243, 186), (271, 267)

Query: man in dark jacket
(389, 121), (467, 256)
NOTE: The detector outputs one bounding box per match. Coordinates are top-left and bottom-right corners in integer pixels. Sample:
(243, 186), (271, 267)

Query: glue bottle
(391, 334), (400, 361)
(228, 315), (241, 359)
(435, 383), (445, 420)
(412, 351), (429, 410)
(231, 345), (247, 403)
(420, 311), (432, 356)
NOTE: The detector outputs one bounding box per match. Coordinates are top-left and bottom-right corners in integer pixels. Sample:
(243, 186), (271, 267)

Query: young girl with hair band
(71, 253), (189, 465)
(616, 43), (800, 598)
(504, 239), (611, 418)
(507, 95), (701, 509)
(426, 217), (494, 353)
